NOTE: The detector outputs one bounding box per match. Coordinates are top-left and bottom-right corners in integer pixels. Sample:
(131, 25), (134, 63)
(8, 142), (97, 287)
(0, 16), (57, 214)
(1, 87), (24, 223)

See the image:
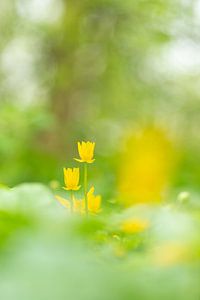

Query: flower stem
(84, 163), (88, 215)
(70, 190), (74, 213)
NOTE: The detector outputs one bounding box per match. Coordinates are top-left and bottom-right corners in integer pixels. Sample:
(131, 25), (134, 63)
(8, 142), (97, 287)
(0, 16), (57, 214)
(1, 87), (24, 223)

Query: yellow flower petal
(55, 195), (70, 209)
(74, 158), (84, 163)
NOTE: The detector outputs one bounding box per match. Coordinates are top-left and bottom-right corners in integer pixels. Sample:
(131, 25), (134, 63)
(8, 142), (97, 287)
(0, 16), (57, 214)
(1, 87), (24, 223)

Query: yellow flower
(55, 187), (101, 215)
(87, 186), (101, 214)
(63, 168), (81, 191)
(121, 218), (149, 234)
(74, 187), (101, 214)
(74, 141), (95, 163)
(55, 195), (84, 213)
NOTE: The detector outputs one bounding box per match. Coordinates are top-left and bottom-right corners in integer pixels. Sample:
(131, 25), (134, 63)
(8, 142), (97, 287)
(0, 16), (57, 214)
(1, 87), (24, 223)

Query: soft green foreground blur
(0, 184), (200, 300)
(0, 0), (200, 299)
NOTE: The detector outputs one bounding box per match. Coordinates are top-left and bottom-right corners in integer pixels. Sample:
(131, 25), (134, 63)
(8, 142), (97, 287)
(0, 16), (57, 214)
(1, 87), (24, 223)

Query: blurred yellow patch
(55, 195), (71, 209)
(118, 127), (176, 206)
(153, 243), (189, 267)
(121, 218), (149, 234)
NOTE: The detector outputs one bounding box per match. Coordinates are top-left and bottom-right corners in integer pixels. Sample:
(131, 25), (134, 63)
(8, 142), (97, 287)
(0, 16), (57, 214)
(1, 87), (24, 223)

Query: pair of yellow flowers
(63, 141), (95, 191)
(56, 141), (101, 215)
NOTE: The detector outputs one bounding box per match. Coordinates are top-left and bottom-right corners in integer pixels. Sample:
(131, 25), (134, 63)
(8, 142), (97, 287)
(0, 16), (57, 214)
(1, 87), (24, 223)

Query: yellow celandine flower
(71, 187), (101, 214)
(87, 186), (101, 214)
(55, 186), (101, 215)
(74, 141), (95, 163)
(63, 168), (81, 191)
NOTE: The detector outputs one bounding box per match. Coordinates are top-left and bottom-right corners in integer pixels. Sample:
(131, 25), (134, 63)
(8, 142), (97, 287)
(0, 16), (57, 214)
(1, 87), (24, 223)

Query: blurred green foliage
(0, 0), (200, 195)
(0, 183), (199, 299)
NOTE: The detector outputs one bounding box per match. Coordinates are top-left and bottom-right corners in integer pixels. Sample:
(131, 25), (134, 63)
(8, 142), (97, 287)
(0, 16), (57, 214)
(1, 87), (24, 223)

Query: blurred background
(0, 0), (200, 203)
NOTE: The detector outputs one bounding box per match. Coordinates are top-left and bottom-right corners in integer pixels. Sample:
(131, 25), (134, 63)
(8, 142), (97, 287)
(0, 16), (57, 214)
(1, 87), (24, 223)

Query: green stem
(70, 190), (74, 213)
(84, 163), (88, 215)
